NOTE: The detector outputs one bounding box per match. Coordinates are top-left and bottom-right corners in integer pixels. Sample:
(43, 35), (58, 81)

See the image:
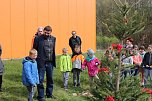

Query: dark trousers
(26, 86), (35, 101)
(73, 69), (81, 85)
(37, 62), (54, 99)
(131, 66), (139, 76)
(0, 75), (2, 89)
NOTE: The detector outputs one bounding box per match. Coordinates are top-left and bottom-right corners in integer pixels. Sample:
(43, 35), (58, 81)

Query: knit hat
(87, 49), (94, 55)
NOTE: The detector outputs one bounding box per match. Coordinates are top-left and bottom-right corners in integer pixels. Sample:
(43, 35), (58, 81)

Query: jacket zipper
(66, 56), (69, 71)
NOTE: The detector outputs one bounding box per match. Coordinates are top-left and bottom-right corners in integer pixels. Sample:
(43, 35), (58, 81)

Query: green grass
(0, 51), (103, 101)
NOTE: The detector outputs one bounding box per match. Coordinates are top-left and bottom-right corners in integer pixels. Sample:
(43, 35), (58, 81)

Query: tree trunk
(116, 40), (123, 92)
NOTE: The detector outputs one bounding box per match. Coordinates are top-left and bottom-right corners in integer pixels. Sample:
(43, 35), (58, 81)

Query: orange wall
(0, 0), (96, 59)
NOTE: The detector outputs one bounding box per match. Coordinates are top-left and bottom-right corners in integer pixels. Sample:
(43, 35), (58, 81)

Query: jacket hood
(22, 56), (35, 64)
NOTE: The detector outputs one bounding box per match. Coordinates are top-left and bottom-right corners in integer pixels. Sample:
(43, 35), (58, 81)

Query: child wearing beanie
(82, 48), (101, 89)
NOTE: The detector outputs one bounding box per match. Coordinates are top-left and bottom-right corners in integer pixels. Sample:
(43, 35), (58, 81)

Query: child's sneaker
(73, 83), (77, 87)
(65, 88), (68, 91)
(77, 83), (80, 87)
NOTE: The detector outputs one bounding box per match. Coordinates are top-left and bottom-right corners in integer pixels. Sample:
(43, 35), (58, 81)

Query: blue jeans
(26, 86), (35, 101)
(37, 62), (54, 99)
(144, 69), (152, 86)
(63, 72), (69, 89)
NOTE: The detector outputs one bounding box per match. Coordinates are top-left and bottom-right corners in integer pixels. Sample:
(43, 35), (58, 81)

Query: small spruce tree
(92, 0), (150, 100)
(102, 0), (145, 91)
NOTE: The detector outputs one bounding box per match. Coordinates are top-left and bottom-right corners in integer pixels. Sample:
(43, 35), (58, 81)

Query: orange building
(0, 0), (96, 59)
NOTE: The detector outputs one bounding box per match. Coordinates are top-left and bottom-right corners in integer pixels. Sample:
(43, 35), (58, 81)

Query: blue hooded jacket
(22, 57), (39, 86)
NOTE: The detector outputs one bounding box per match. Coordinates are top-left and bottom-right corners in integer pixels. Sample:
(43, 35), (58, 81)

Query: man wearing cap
(69, 31), (82, 57)
(33, 26), (56, 101)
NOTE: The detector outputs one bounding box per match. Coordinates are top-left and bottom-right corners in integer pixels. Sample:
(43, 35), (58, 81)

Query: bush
(96, 35), (119, 49)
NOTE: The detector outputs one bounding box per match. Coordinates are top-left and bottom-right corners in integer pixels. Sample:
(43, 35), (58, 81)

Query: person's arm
(96, 58), (101, 66)
(142, 53), (147, 67)
(82, 59), (87, 70)
(70, 57), (72, 71)
(60, 56), (63, 72)
(52, 37), (56, 67)
(79, 37), (82, 45)
(0, 45), (2, 57)
(81, 55), (85, 63)
(69, 38), (72, 48)
(33, 36), (39, 50)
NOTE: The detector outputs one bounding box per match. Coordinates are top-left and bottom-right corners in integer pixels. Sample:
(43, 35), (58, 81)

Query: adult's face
(72, 31), (76, 38)
(44, 30), (51, 37)
(37, 29), (43, 35)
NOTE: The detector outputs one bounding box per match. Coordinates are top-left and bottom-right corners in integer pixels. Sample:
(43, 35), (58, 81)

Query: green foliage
(97, 0), (152, 46)
(92, 57), (150, 101)
(92, 54), (150, 100)
(0, 57), (91, 101)
(97, 34), (119, 49)
(102, 0), (145, 40)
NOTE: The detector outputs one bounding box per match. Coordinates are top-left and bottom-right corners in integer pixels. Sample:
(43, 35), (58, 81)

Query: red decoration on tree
(111, 43), (123, 53)
(98, 67), (109, 73)
(142, 88), (152, 94)
(105, 96), (115, 101)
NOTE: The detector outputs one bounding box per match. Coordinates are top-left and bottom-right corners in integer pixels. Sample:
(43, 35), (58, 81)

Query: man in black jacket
(143, 45), (152, 87)
(33, 26), (56, 101)
(69, 31), (82, 57)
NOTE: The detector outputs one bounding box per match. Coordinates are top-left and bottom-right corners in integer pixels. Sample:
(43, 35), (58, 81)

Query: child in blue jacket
(22, 49), (39, 101)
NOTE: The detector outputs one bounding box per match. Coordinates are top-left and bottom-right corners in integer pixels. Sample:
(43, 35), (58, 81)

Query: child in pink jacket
(82, 49), (100, 88)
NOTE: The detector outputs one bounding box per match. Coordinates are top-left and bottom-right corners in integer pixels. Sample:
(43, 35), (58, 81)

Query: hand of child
(150, 65), (152, 68)
(146, 65), (149, 68)
(136, 63), (141, 66)
(95, 62), (99, 66)
(82, 69), (85, 72)
(121, 63), (124, 66)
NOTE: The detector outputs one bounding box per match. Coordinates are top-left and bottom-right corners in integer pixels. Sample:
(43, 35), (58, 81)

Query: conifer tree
(103, 0), (145, 91)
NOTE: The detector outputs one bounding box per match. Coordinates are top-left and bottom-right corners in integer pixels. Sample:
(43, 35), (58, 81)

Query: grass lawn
(0, 51), (103, 101)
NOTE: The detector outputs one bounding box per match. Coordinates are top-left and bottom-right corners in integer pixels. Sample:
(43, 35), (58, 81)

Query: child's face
(88, 54), (93, 58)
(108, 47), (112, 50)
(139, 49), (144, 53)
(129, 50), (133, 55)
(148, 46), (152, 52)
(30, 53), (37, 60)
(108, 54), (112, 58)
(74, 47), (80, 53)
(63, 49), (68, 55)
(133, 50), (139, 55)
(126, 40), (131, 45)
